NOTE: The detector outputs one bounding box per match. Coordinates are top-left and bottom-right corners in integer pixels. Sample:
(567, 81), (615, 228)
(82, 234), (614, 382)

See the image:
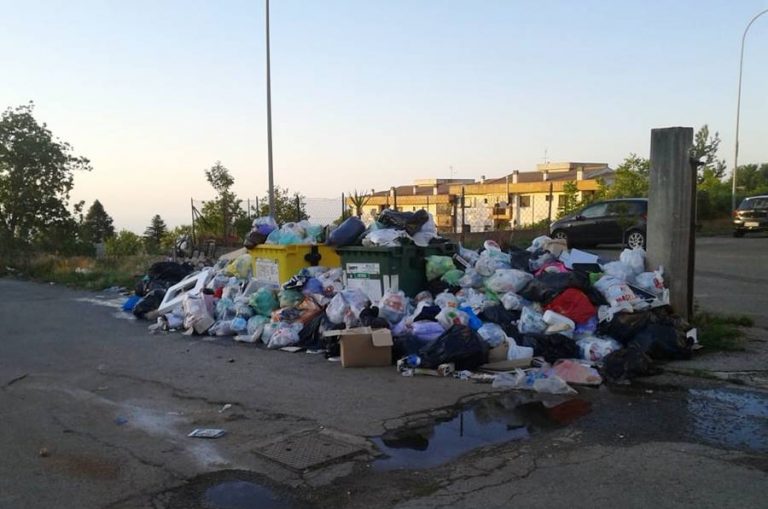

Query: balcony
(492, 206), (512, 219)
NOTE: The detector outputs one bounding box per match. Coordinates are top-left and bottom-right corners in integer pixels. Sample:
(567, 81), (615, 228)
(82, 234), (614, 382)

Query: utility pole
(266, 0), (275, 218)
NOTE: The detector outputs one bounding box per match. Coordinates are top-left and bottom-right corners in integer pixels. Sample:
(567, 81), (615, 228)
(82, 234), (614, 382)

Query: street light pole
(732, 8), (768, 212)
(266, 0), (276, 218)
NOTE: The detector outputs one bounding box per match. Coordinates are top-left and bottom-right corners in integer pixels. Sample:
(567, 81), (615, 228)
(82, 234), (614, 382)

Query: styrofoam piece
(157, 269), (213, 315)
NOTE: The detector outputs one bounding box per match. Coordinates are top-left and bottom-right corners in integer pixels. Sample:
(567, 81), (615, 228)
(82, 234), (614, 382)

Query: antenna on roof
(449, 165), (455, 179)
(543, 148), (549, 165)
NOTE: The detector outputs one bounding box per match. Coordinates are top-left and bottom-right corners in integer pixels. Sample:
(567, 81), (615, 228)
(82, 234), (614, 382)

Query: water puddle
(372, 394), (591, 470)
(687, 388), (768, 452)
(203, 480), (295, 509)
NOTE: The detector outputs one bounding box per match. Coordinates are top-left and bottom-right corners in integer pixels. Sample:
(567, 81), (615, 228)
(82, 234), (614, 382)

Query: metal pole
(547, 182), (553, 223)
(341, 192), (345, 220)
(190, 197), (196, 246)
(733, 8), (768, 211)
(266, 0), (276, 218)
(461, 187), (466, 242)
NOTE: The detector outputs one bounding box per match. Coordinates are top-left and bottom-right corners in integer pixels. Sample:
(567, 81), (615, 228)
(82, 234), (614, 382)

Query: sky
(2, 0), (767, 232)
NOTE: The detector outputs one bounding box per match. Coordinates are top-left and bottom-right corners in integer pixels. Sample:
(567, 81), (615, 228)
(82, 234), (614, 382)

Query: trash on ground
(188, 428), (227, 439)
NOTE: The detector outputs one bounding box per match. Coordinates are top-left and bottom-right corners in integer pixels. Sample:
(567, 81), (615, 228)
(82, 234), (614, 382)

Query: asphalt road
(591, 235), (768, 327)
(1, 271), (767, 509)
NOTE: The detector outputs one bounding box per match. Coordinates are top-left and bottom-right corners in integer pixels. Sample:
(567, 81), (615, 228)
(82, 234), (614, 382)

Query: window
(557, 194), (568, 209)
(581, 203), (608, 218)
(519, 196), (531, 208)
(607, 201), (644, 216)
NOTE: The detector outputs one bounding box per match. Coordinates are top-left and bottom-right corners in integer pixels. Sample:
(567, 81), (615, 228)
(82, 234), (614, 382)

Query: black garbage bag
(378, 209), (430, 236)
(132, 289), (166, 318)
(243, 230), (268, 249)
(479, 305), (521, 336)
(426, 278), (454, 296)
(519, 333), (580, 363)
(413, 304), (441, 322)
(360, 306), (390, 329)
(417, 325), (488, 370)
(598, 311), (652, 344)
(601, 344), (658, 382)
(297, 313), (327, 350)
(393, 334), (430, 361)
(327, 216), (366, 246)
(518, 271), (602, 305)
(630, 323), (692, 360)
(508, 247), (533, 272)
(147, 262), (194, 285)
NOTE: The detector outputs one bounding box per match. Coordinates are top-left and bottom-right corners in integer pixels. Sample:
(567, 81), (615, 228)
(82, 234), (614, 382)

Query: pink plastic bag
(549, 359), (602, 386)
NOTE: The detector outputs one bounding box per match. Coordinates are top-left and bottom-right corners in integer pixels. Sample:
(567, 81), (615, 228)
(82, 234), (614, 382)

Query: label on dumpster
(345, 262), (383, 301)
(254, 258), (280, 285)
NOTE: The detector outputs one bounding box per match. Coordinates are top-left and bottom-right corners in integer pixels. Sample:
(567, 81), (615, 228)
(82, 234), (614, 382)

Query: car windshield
(739, 197), (768, 210)
(580, 203), (608, 218)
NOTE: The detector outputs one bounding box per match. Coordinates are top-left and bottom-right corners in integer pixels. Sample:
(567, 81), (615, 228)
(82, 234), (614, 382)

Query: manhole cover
(252, 431), (365, 471)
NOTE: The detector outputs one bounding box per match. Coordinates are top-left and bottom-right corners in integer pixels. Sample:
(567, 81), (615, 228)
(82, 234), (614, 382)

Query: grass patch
(13, 254), (161, 291)
(692, 310), (754, 351)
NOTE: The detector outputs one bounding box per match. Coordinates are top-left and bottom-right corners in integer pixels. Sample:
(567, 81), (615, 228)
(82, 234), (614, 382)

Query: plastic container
(248, 245), (341, 286)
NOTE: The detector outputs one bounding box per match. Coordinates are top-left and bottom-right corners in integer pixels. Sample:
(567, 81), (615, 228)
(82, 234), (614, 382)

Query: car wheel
(626, 230), (646, 249)
(551, 229), (569, 245)
(733, 229), (745, 238)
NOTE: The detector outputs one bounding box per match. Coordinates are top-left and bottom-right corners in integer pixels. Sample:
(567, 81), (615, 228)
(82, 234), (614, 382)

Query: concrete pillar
(647, 127), (695, 320)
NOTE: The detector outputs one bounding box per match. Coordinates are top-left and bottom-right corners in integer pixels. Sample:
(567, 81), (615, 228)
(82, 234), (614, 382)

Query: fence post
(461, 187), (466, 244)
(190, 197), (196, 246)
(341, 192), (346, 220)
(547, 181), (553, 224)
(295, 194), (301, 222)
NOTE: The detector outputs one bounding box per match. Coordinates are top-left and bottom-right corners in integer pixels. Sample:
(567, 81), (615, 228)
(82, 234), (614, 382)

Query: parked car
(733, 195), (768, 237)
(549, 198), (647, 249)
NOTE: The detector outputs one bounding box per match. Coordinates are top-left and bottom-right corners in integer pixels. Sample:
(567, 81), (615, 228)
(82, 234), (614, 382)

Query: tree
(143, 214), (168, 254)
(599, 154), (650, 199)
(0, 103), (91, 256)
(81, 199), (115, 243)
(105, 230), (143, 256)
(348, 189), (370, 217)
(161, 224), (193, 254)
(258, 186), (308, 225)
(199, 161), (245, 242)
(557, 181), (580, 218)
(691, 125), (727, 183)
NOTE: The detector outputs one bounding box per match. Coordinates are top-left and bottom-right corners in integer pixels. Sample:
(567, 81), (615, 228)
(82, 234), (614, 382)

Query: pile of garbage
(124, 227), (696, 395)
(242, 209), (443, 248)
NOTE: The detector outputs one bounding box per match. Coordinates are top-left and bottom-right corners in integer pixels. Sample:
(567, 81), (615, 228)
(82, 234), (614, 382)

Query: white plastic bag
(266, 323), (304, 349)
(485, 269), (533, 294)
(507, 340), (534, 360)
(458, 268), (484, 289)
(576, 336), (622, 362)
(593, 275), (638, 312)
(435, 291), (459, 309)
(601, 261), (635, 282)
(363, 229), (408, 247)
(436, 308), (469, 329)
(411, 213), (438, 247)
(326, 293), (349, 324)
(477, 323), (507, 347)
(619, 247), (646, 276)
(182, 294), (212, 330)
(501, 292), (523, 311)
(634, 268), (665, 295)
(475, 250), (511, 277)
(527, 235), (552, 252)
(542, 310), (575, 338)
(491, 368), (576, 395)
(379, 289), (408, 324)
(518, 306), (547, 334)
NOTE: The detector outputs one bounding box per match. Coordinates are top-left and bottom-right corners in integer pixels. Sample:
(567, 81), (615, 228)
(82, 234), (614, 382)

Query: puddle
(688, 388), (768, 452)
(372, 394), (591, 470)
(203, 481), (294, 509)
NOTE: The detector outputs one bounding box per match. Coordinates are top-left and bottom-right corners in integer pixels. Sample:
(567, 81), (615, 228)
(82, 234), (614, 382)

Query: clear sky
(2, 0), (767, 232)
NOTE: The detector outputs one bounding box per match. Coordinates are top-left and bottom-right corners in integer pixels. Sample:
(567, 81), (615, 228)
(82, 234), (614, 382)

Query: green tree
(259, 186), (308, 224)
(105, 230), (143, 256)
(199, 161), (246, 242)
(691, 125), (727, 184)
(81, 199), (115, 243)
(143, 214), (168, 254)
(0, 103), (91, 256)
(348, 189), (370, 217)
(600, 154), (650, 199)
(557, 181), (580, 218)
(161, 224), (193, 254)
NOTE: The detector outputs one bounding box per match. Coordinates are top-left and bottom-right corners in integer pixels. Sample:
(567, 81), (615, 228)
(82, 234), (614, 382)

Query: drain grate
(252, 431), (366, 471)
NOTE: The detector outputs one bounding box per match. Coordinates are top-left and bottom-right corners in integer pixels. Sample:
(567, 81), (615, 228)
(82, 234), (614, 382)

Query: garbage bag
(417, 325), (489, 370)
(478, 305), (519, 336)
(457, 305), (483, 331)
(485, 269), (533, 294)
(475, 249), (511, 277)
(210, 320), (236, 336)
(426, 256), (456, 281)
(266, 322), (303, 349)
(182, 294), (212, 331)
(296, 312), (327, 349)
(215, 297), (236, 320)
(244, 229), (268, 249)
(528, 235), (552, 252)
(519, 333), (580, 363)
(576, 336), (622, 362)
(518, 271), (597, 305)
(507, 247), (533, 272)
(224, 253), (253, 279)
(327, 216), (366, 247)
(122, 294), (141, 312)
(436, 307), (469, 329)
(597, 310), (652, 344)
(132, 289), (166, 318)
(247, 315), (269, 337)
(326, 293), (349, 325)
(435, 291), (459, 309)
(379, 289), (408, 324)
(501, 292), (523, 311)
(458, 268), (484, 289)
(252, 216), (278, 236)
(542, 310), (575, 338)
(412, 304), (441, 322)
(249, 287), (279, 317)
(278, 289), (303, 308)
(412, 320), (445, 342)
(378, 208), (430, 236)
(393, 334), (430, 360)
(363, 228), (408, 247)
(619, 247), (646, 276)
(549, 360), (602, 386)
(601, 344), (658, 381)
(518, 306), (547, 334)
(477, 323), (507, 347)
(601, 261), (634, 282)
(593, 275), (639, 312)
(492, 368), (576, 395)
(359, 306), (390, 329)
(441, 269), (464, 287)
(411, 213), (439, 247)
(458, 245), (480, 266)
(631, 323), (692, 360)
(634, 269), (665, 295)
(543, 288), (597, 325)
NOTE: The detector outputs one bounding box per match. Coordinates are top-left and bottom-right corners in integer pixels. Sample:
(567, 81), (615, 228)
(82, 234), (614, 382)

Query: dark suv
(549, 198), (647, 249)
(733, 195), (768, 237)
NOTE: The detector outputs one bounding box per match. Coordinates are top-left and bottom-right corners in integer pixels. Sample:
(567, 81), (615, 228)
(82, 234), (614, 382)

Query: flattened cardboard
(324, 327), (393, 368)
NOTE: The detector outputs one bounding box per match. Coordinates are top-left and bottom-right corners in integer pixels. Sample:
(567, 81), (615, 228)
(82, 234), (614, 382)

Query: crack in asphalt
(2, 373), (28, 389)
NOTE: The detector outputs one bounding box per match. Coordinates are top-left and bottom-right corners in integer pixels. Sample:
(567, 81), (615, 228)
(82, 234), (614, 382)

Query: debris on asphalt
(118, 214), (698, 394)
(188, 428), (227, 439)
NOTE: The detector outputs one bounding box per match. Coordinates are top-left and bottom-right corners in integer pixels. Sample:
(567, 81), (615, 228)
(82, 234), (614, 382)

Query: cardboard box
(324, 327), (393, 368)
